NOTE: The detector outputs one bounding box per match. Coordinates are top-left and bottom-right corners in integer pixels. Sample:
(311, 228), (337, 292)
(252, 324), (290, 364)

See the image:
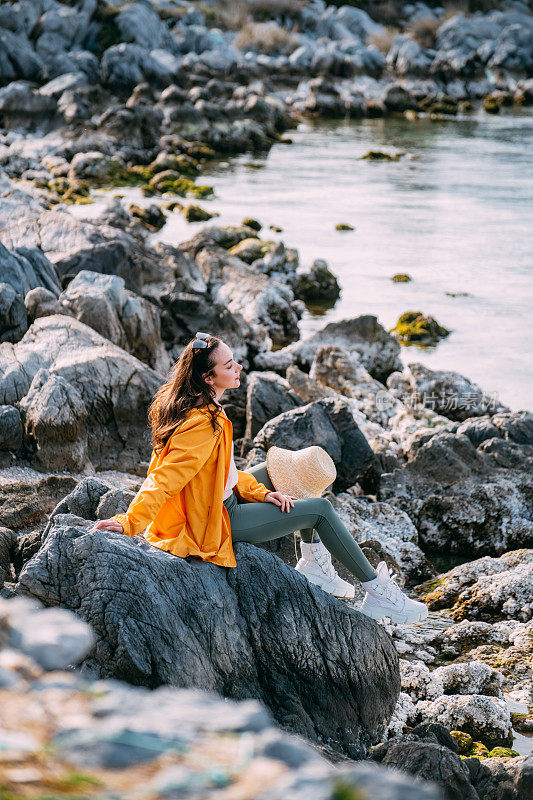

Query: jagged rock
(418, 549), (533, 622)
(245, 371), (304, 439)
(253, 397), (381, 494)
(433, 661), (503, 698)
(58, 270), (168, 372)
(0, 526), (16, 584)
(15, 516), (401, 760)
(255, 316), (403, 384)
(417, 695), (512, 749)
(0, 405), (23, 453)
(0, 315), (162, 472)
(24, 287), (64, 324)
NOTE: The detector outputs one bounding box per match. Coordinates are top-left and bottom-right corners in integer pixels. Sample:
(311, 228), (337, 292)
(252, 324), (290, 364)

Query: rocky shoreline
(1, 0), (532, 798)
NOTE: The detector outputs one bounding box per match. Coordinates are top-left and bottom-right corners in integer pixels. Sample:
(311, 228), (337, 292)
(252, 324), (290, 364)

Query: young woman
(91, 333), (428, 625)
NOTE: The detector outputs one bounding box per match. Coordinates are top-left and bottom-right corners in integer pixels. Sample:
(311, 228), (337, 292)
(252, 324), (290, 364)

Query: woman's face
(203, 342), (242, 394)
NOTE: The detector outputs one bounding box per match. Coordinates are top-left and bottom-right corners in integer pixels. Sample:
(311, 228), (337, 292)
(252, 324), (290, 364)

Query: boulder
(245, 371), (304, 439)
(432, 661), (503, 698)
(417, 695), (512, 749)
(58, 270), (168, 372)
(253, 397), (381, 494)
(15, 514), (401, 760)
(0, 315), (162, 472)
(254, 316), (403, 384)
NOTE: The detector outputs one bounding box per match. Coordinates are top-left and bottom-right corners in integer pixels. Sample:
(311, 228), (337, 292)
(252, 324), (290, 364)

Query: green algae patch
(392, 273), (412, 282)
(47, 178), (93, 205)
(450, 730), (473, 754)
(336, 223), (354, 231)
(389, 311), (451, 345)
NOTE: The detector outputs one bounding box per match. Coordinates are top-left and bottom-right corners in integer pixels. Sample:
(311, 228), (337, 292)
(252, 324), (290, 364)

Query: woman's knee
(312, 496), (333, 516)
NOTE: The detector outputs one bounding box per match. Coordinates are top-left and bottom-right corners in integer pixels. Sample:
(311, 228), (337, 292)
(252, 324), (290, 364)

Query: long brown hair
(148, 334), (225, 454)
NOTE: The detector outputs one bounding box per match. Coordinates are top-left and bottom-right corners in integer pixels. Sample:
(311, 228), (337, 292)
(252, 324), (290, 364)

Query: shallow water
(71, 107), (533, 412)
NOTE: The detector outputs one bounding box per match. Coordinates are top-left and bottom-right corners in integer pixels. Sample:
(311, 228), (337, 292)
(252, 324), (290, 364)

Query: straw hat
(266, 445), (337, 498)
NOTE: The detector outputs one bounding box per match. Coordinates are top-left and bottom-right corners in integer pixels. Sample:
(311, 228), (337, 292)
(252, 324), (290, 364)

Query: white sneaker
(295, 540), (355, 599)
(360, 561), (428, 624)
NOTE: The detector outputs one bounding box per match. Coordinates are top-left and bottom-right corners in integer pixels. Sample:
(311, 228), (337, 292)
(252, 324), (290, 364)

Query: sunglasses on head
(191, 331), (210, 350)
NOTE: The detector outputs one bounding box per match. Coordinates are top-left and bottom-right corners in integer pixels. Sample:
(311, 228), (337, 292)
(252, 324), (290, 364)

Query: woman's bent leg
(228, 494), (376, 583)
(245, 461), (320, 544)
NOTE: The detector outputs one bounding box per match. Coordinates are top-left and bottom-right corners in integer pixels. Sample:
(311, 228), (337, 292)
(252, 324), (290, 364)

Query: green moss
(391, 273), (412, 282)
(389, 310), (451, 345)
(450, 730), (473, 754)
(361, 150), (401, 161)
(228, 237), (272, 264)
(148, 170), (214, 198)
(470, 741), (490, 758)
(336, 223), (354, 231)
(487, 747), (520, 758)
(483, 97), (500, 114)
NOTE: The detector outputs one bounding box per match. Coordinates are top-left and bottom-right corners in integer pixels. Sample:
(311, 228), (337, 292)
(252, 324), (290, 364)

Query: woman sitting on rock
(91, 332), (427, 625)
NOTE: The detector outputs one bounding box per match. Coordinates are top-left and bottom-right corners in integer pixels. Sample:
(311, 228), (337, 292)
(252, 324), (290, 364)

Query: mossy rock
(331, 779), (365, 800)
(47, 177), (92, 205)
(148, 170), (213, 198)
(269, 224), (283, 232)
(470, 741), (490, 758)
(150, 152), (199, 177)
(241, 217), (262, 232)
(181, 141), (216, 160)
(427, 101), (458, 115)
(483, 97), (500, 114)
(228, 237), (271, 264)
(181, 204), (217, 223)
(335, 223), (354, 231)
(511, 713), (533, 733)
(450, 730), (473, 755)
(392, 273), (412, 282)
(487, 747), (520, 758)
(459, 100), (473, 112)
(361, 150), (401, 161)
(389, 310), (451, 345)
(129, 203), (167, 231)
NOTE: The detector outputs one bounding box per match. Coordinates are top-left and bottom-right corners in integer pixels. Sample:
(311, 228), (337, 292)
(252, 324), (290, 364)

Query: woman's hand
(264, 491), (296, 513)
(89, 519), (124, 534)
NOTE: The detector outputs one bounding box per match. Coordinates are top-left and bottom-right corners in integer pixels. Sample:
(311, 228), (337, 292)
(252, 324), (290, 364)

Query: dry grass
(235, 21), (300, 54)
(367, 25), (401, 53)
(406, 16), (441, 48)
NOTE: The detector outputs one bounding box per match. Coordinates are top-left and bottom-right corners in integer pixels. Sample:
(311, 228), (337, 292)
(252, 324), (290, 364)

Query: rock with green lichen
(129, 203), (166, 231)
(181, 204), (218, 223)
(241, 217), (262, 232)
(389, 311), (450, 345)
(392, 274), (412, 282)
(450, 730), (473, 754)
(228, 237), (272, 264)
(148, 170), (214, 198)
(487, 746), (520, 758)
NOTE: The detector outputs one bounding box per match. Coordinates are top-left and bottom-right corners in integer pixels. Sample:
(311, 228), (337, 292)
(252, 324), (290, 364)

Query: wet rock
(15, 518), (401, 760)
(245, 371), (304, 440)
(390, 311), (450, 346)
(253, 396), (381, 494)
(293, 258), (341, 306)
(255, 315), (403, 384)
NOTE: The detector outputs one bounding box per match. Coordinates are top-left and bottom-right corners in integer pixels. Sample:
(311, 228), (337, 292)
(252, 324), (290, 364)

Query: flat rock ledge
(13, 515), (400, 760)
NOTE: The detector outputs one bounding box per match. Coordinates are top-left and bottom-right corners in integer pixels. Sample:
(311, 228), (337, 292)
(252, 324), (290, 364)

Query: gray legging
(227, 461), (377, 583)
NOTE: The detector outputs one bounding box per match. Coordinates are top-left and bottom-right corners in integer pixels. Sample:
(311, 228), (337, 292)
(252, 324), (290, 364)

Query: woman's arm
(234, 469), (271, 503)
(111, 415), (217, 537)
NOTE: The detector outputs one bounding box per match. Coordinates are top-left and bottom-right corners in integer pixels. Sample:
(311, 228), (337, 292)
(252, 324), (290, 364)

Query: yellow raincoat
(111, 406), (270, 567)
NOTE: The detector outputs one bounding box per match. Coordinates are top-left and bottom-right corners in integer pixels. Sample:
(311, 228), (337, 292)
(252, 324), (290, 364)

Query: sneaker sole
(360, 602), (428, 625)
(296, 570), (355, 599)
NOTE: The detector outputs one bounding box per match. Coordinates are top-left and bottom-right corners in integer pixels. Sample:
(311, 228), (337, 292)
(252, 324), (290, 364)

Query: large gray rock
(254, 316), (403, 384)
(0, 315), (162, 471)
(253, 397), (381, 494)
(0, 29), (43, 84)
(115, 1), (176, 51)
(58, 270), (168, 372)
(245, 371), (304, 439)
(16, 514), (401, 759)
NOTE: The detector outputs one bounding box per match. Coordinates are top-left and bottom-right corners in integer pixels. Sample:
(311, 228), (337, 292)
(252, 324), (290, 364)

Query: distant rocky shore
(1, 1), (532, 798)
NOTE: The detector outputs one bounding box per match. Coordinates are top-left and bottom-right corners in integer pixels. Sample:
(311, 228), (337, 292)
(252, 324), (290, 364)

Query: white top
(222, 440), (239, 500)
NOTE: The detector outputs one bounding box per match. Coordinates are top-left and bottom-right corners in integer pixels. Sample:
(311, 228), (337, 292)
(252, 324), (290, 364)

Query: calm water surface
(75, 110), (533, 412)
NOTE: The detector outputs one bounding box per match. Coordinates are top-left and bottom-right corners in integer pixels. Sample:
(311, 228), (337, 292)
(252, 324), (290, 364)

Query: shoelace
(314, 550), (336, 580)
(374, 569), (404, 604)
